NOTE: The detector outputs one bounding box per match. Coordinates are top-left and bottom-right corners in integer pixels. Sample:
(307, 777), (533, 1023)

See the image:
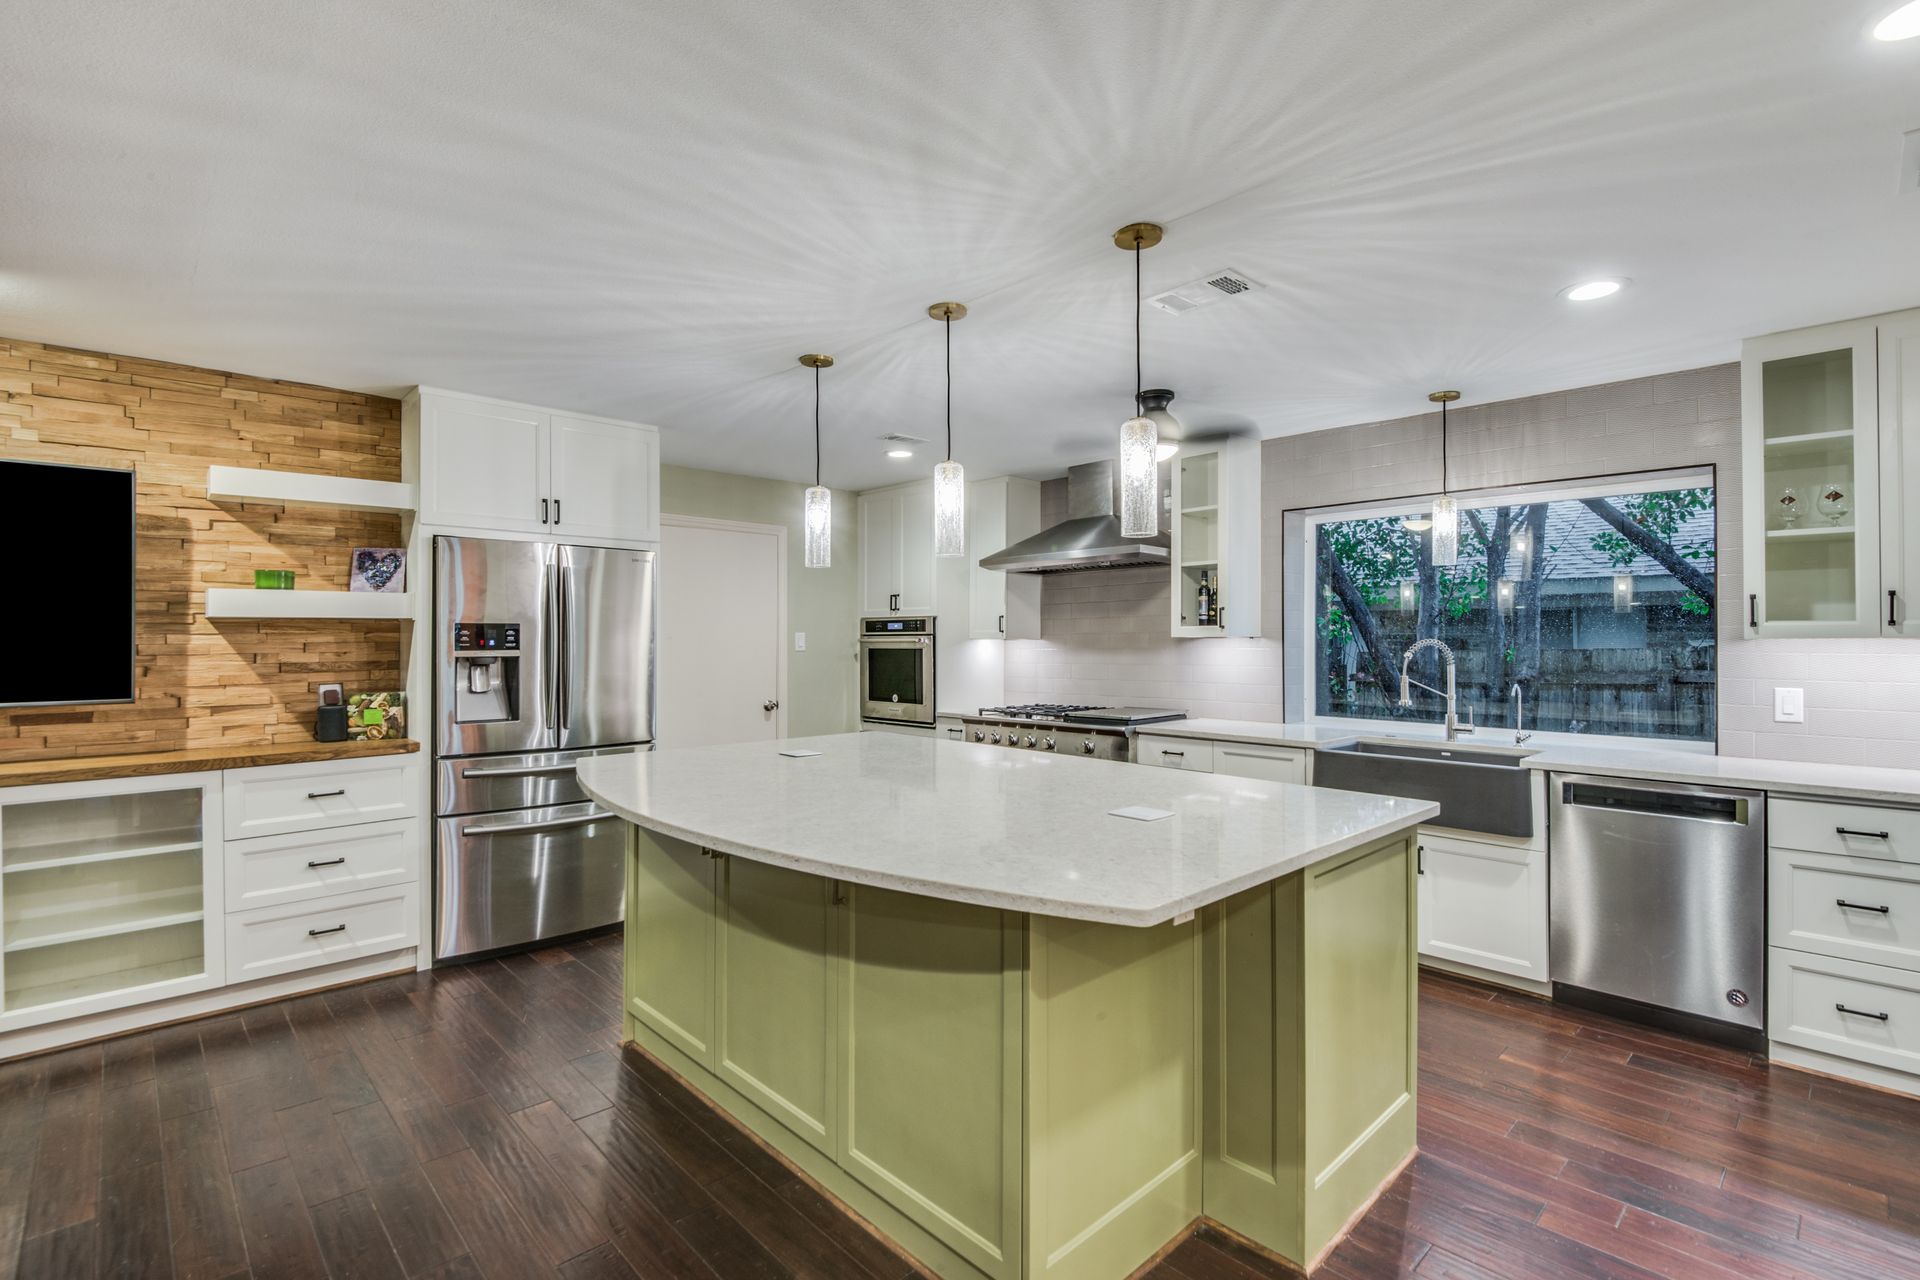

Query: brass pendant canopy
(798, 354), (835, 369)
(1112, 222), (1165, 250)
(926, 302), (968, 322)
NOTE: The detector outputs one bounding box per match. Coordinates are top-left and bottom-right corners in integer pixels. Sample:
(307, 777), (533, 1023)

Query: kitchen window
(1305, 470), (1717, 743)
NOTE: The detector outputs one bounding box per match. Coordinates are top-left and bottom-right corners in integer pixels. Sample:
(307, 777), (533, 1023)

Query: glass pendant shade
(1613, 573), (1635, 614)
(933, 459), (965, 557)
(1120, 415), (1159, 537)
(1429, 494), (1459, 567)
(803, 485), (831, 569)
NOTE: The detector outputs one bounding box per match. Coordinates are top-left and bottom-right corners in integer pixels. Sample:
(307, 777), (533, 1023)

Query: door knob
(763, 699), (780, 712)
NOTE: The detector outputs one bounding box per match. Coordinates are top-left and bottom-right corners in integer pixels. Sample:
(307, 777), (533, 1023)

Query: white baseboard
(1419, 955), (1552, 998)
(1769, 1041), (1920, 1099)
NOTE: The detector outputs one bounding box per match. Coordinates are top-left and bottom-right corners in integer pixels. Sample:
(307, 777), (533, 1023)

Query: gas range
(959, 705), (1186, 760)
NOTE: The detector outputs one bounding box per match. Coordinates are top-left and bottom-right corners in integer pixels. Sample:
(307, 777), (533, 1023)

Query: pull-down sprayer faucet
(1399, 638), (1474, 742)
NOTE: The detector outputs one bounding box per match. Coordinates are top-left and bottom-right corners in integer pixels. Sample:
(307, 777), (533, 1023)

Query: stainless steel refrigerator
(432, 535), (655, 961)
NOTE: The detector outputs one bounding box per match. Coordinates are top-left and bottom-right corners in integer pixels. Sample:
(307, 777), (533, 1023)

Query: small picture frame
(316, 682), (344, 708)
(350, 547), (407, 593)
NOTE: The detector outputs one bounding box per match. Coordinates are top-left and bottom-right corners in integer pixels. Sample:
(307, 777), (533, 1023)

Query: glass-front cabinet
(1169, 437), (1261, 638)
(0, 773), (223, 1030)
(1741, 320), (1882, 637)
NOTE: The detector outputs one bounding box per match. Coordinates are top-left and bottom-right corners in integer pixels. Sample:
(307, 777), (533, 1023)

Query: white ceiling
(4, 2), (1918, 490)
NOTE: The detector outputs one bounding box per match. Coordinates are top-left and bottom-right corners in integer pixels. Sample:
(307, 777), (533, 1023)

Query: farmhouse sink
(1314, 739), (1537, 838)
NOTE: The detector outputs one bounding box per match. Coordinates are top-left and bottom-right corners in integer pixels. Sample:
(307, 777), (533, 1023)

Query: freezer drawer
(434, 801), (625, 960)
(435, 745), (645, 818)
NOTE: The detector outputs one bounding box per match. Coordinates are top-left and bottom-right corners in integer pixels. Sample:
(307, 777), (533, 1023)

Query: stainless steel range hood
(979, 460), (1170, 574)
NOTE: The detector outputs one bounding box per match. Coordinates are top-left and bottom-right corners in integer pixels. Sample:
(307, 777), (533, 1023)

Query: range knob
(989, 732), (1002, 744)
(973, 730), (985, 742)
(1041, 737), (1055, 751)
(1080, 739), (1096, 754)
(1023, 734), (1037, 748)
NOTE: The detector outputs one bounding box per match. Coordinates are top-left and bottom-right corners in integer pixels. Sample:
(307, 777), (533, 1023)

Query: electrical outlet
(1773, 687), (1805, 724)
(793, 631), (807, 652)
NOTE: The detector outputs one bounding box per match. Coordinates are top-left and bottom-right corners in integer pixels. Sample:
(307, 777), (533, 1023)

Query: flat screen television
(1, 459), (136, 707)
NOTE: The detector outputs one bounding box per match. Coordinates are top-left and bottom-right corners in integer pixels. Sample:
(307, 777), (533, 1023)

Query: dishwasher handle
(1560, 779), (1754, 826)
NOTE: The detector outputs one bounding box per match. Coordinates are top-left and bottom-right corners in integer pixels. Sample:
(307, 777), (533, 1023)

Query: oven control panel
(862, 616), (932, 635)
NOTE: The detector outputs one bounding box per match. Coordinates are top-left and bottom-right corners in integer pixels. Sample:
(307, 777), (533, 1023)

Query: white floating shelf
(207, 465), (416, 513)
(1765, 526), (1855, 541)
(205, 588), (413, 620)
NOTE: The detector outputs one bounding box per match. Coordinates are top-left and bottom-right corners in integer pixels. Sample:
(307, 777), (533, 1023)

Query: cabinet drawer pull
(1749, 593), (1758, 629)
(1836, 899), (1891, 914)
(553, 498), (561, 526)
(541, 498), (550, 524)
(1161, 749), (1184, 758)
(307, 924), (348, 937)
(1836, 1003), (1890, 1022)
(1892, 590), (1900, 629)
(1417, 844), (1425, 875)
(1836, 827), (1891, 840)
(306, 789), (346, 800)
(306, 857), (348, 869)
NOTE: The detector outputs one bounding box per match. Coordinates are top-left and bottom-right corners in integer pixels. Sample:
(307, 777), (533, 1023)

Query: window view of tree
(1314, 483), (1716, 741)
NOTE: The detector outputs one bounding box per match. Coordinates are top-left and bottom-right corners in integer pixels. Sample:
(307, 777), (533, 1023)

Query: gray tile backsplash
(1004, 361), (1920, 768)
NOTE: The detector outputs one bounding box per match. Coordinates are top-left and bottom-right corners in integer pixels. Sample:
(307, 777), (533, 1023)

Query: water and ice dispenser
(452, 621), (521, 724)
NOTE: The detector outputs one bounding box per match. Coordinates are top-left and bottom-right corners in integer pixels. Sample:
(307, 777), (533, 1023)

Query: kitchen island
(576, 734), (1438, 1280)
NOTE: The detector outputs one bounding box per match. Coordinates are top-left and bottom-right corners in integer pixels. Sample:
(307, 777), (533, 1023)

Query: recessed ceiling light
(1561, 278), (1626, 302)
(1875, 0), (1920, 40)
(886, 449), (914, 459)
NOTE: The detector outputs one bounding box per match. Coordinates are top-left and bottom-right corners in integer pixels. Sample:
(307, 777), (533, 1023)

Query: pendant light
(1428, 390), (1461, 567)
(929, 301), (968, 558)
(1115, 222), (1164, 538)
(799, 354), (835, 568)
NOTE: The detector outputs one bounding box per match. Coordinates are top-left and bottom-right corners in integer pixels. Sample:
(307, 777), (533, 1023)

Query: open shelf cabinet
(1168, 438), (1261, 637)
(0, 773), (223, 1028)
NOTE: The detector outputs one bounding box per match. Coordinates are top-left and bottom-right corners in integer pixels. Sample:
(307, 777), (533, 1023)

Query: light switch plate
(793, 631), (807, 651)
(1774, 687), (1805, 724)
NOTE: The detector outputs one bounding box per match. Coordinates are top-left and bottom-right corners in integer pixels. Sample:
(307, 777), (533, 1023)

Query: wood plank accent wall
(0, 337), (405, 762)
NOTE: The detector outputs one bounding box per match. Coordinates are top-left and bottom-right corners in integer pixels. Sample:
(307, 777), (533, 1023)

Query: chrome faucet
(1511, 682), (1533, 746)
(1399, 638), (1474, 741)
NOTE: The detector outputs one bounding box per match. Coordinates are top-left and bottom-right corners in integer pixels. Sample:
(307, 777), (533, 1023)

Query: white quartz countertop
(1135, 720), (1920, 805)
(576, 733), (1438, 927)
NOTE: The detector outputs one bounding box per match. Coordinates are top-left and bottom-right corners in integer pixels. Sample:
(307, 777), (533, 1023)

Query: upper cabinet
(1883, 313), (1920, 636)
(1170, 438), (1261, 637)
(858, 482), (935, 615)
(410, 388), (660, 545)
(1742, 311), (1917, 637)
(967, 476), (1041, 639)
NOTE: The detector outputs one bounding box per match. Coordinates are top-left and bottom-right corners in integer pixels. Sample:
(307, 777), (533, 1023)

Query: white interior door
(659, 518), (786, 748)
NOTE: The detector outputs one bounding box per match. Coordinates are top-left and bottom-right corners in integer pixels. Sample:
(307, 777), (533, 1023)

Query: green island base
(622, 826), (1419, 1279)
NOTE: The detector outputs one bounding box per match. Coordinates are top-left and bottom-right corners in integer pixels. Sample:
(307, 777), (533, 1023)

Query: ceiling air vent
(1148, 269), (1262, 315)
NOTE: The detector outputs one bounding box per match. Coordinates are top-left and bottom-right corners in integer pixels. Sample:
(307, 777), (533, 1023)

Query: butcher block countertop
(0, 737), (420, 787)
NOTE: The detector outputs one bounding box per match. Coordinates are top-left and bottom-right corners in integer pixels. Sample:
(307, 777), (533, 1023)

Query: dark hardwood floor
(3, 936), (1918, 1279)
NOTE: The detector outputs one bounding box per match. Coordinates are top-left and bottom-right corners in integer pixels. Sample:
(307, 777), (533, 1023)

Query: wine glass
(1818, 482), (1850, 527)
(1777, 487), (1801, 529)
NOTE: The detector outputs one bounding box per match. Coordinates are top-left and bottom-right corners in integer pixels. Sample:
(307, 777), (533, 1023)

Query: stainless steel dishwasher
(1549, 774), (1766, 1049)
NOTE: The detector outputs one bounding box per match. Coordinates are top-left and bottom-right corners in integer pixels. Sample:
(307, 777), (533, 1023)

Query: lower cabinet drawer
(1770, 847), (1920, 973)
(226, 819), (420, 913)
(226, 884), (419, 984)
(225, 756), (421, 840)
(1212, 742), (1309, 785)
(1769, 947), (1920, 1077)
(1770, 798), (1920, 865)
(1135, 735), (1212, 772)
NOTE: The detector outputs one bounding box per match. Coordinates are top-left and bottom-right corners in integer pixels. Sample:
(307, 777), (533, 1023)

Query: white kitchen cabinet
(1740, 309), (1920, 637)
(1134, 734), (1213, 772)
(858, 482), (935, 615)
(1767, 795), (1920, 1095)
(1881, 311), (1920, 635)
(967, 477), (1042, 639)
(411, 388), (659, 544)
(1415, 831), (1550, 986)
(0, 773), (225, 1032)
(1169, 437), (1261, 638)
(1212, 741), (1309, 785)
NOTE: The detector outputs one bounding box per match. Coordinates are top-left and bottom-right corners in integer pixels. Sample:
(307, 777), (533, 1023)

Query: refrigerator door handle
(558, 564), (572, 731)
